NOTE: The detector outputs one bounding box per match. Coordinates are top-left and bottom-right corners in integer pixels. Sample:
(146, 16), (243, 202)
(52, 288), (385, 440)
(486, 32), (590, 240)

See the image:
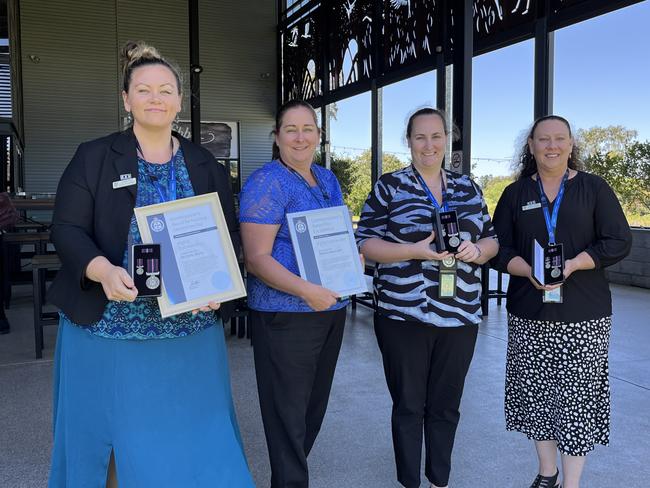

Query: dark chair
(32, 254), (61, 358)
(481, 264), (507, 315)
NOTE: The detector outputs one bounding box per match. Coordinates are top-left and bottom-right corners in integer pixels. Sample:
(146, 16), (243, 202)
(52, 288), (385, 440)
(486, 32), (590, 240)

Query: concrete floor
(1, 281), (649, 487)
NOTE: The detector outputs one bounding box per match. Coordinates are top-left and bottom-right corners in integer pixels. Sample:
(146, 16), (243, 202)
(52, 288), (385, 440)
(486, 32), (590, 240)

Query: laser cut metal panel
(282, 6), (323, 102)
(326, 0), (374, 93)
(473, 0), (535, 38)
(383, 0), (439, 75)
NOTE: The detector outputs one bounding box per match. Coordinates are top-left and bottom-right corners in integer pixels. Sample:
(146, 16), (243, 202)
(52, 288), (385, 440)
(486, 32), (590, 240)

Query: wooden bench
(32, 254), (60, 359)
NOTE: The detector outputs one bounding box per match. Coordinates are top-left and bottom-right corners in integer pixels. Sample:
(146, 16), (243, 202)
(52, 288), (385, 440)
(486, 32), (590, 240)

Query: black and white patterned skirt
(505, 314), (611, 456)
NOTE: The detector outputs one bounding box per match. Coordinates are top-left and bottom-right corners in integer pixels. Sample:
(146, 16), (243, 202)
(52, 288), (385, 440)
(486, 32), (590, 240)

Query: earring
(126, 111), (133, 125)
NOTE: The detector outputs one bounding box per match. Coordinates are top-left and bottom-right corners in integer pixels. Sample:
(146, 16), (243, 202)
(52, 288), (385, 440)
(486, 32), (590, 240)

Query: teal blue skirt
(48, 316), (254, 488)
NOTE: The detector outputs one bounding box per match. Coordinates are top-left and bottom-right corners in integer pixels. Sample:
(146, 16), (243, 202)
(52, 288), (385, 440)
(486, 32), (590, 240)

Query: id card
(130, 244), (162, 297)
(438, 255), (457, 299)
(543, 286), (562, 303)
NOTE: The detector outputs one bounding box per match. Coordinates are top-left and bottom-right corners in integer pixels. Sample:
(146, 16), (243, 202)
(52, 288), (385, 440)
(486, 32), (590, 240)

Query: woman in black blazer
(47, 41), (254, 488)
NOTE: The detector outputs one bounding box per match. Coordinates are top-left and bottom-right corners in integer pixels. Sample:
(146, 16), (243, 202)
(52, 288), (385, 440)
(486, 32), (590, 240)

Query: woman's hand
(410, 232), (451, 261)
(300, 282), (339, 311)
(191, 300), (221, 315)
(99, 265), (139, 302)
(455, 240), (482, 263)
(527, 270), (562, 292)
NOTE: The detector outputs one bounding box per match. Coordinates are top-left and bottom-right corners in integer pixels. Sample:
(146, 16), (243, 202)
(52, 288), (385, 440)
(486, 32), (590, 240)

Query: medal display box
(532, 240), (564, 287)
(130, 244), (162, 297)
(432, 209), (461, 254)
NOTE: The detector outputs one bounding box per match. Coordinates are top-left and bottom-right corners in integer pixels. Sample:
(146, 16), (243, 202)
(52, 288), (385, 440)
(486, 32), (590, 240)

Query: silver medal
(136, 266), (144, 275)
(442, 256), (456, 267)
(449, 236), (460, 248)
(550, 267), (561, 279)
(146, 275), (160, 290)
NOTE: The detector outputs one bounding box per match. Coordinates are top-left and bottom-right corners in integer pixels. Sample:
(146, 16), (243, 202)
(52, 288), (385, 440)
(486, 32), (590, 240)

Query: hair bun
(120, 40), (161, 71)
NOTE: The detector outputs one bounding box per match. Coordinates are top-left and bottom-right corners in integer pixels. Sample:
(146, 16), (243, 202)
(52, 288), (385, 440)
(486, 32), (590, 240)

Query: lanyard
(278, 159), (330, 207)
(136, 139), (177, 202)
(536, 169), (569, 245)
(413, 167), (449, 212)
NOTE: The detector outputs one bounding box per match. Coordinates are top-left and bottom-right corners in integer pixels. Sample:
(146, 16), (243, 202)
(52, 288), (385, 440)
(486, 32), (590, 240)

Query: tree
(577, 125), (637, 159)
(330, 149), (407, 216)
(478, 175), (514, 217)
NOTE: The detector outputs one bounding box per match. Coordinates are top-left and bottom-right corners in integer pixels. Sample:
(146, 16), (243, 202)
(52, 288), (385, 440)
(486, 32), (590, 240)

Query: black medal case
(130, 243), (162, 297)
(432, 209), (461, 253)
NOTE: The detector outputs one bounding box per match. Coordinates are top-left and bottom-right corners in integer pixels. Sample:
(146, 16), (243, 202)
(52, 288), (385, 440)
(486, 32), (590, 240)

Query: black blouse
(491, 171), (632, 322)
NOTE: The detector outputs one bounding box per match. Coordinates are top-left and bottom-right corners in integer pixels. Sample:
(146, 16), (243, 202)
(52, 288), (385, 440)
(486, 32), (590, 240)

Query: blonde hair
(120, 40), (182, 94)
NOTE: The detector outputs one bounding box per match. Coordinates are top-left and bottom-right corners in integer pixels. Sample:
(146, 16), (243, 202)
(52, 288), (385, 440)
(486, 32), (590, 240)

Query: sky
(328, 1), (650, 178)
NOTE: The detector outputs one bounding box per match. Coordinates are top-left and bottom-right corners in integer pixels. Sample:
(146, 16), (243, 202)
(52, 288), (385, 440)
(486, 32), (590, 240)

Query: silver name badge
(112, 177), (137, 189)
(522, 201), (541, 211)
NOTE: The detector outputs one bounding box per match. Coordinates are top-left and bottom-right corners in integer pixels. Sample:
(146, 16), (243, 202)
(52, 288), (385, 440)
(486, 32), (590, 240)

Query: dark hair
(120, 41), (182, 94)
(271, 99), (320, 160)
(516, 115), (583, 179)
(405, 107), (460, 141)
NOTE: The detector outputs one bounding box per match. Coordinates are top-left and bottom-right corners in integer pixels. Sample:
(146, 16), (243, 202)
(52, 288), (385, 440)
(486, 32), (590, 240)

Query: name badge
(113, 177), (137, 189)
(522, 201), (541, 211)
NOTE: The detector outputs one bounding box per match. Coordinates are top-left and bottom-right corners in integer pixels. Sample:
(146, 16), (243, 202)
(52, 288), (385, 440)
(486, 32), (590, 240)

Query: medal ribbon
(136, 139), (177, 202)
(413, 167), (449, 212)
(537, 169), (569, 245)
(278, 159), (330, 207)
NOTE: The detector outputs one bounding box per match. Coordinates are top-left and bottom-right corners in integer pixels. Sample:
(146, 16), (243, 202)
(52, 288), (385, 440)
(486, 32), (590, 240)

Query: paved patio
(1, 280), (649, 487)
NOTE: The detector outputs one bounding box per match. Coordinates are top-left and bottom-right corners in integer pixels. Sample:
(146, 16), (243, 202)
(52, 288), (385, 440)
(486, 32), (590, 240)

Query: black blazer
(49, 128), (240, 325)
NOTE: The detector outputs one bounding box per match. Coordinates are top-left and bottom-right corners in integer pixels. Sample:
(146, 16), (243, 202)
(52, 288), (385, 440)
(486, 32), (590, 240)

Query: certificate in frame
(135, 192), (246, 318)
(287, 205), (368, 298)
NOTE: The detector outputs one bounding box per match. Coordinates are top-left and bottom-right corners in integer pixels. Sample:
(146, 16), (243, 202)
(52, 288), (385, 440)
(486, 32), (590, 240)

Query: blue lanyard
(136, 140), (177, 202)
(536, 169), (569, 245)
(413, 167), (449, 212)
(278, 159), (330, 207)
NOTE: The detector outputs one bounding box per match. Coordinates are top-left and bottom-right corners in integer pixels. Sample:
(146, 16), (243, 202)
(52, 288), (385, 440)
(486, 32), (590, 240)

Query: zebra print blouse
(355, 165), (496, 327)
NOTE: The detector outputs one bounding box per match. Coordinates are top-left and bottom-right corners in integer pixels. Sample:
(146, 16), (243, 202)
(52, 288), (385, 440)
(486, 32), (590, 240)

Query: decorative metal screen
(326, 0), (374, 92)
(382, 0), (439, 75)
(281, 6), (323, 102)
(551, 0), (588, 12)
(473, 0), (536, 38)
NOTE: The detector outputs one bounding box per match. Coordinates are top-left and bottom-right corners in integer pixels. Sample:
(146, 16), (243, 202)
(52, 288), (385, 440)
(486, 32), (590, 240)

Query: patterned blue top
(239, 160), (349, 312)
(66, 148), (219, 339)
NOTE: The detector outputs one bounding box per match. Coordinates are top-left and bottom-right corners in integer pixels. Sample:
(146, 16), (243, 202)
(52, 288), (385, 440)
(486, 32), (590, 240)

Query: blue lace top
(66, 148), (219, 339)
(239, 160), (349, 312)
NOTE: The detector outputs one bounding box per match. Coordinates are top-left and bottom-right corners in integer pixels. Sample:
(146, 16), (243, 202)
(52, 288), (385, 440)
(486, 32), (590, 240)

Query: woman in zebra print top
(355, 108), (498, 488)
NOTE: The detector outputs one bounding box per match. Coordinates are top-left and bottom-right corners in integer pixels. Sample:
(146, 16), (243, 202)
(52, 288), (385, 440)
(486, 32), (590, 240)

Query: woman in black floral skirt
(491, 115), (632, 488)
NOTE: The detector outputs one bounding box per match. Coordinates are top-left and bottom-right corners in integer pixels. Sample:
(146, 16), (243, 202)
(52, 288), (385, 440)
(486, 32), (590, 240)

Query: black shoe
(0, 317), (9, 335)
(529, 469), (559, 488)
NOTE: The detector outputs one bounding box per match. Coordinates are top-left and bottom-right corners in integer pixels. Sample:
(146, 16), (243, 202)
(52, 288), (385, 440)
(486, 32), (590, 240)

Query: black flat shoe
(529, 469), (559, 488)
(0, 318), (10, 335)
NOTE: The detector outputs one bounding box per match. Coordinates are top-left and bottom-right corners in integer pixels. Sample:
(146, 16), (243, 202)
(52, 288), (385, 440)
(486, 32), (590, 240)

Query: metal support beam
(320, 105), (331, 168)
(435, 0), (447, 111)
(451, 0), (473, 176)
(534, 1), (554, 119)
(371, 82), (382, 183)
(188, 0), (201, 144)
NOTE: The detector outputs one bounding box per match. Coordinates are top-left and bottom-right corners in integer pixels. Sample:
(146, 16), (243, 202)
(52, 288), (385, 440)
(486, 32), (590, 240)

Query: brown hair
(271, 99), (320, 160)
(405, 107), (459, 141)
(120, 41), (182, 94)
(515, 115), (583, 179)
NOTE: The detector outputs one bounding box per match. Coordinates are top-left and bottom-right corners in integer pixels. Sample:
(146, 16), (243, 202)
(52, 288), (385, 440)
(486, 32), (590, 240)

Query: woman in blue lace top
(239, 100), (350, 488)
(47, 41), (254, 487)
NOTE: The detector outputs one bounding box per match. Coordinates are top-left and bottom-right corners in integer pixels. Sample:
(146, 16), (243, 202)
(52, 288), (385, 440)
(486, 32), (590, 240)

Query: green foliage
(479, 175), (514, 217)
(330, 149), (407, 216)
(577, 125), (638, 158)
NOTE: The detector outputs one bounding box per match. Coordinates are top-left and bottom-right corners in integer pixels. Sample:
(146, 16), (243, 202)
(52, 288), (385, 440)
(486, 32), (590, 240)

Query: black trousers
(374, 314), (478, 488)
(252, 308), (346, 488)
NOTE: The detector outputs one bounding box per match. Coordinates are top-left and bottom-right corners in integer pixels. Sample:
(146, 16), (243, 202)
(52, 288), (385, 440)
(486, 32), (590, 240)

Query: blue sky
(329, 1), (650, 177)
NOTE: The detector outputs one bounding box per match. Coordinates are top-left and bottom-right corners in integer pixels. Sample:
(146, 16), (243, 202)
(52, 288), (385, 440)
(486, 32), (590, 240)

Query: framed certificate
(134, 193), (246, 318)
(287, 205), (368, 297)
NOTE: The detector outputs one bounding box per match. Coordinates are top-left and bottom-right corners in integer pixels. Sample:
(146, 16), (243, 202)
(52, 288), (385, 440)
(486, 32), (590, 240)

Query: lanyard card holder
(432, 209), (461, 253)
(438, 255), (457, 299)
(130, 243), (162, 297)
